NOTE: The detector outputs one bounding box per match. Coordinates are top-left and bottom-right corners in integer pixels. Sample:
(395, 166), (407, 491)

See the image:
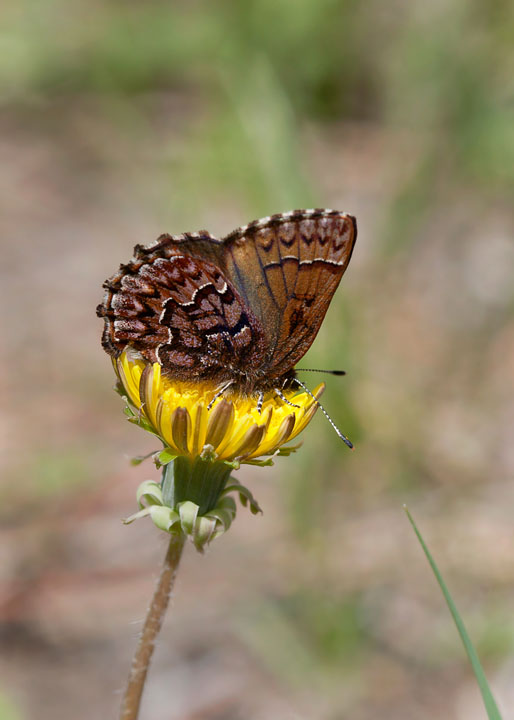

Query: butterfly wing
(98, 233), (267, 384)
(222, 209), (356, 379)
(98, 210), (356, 391)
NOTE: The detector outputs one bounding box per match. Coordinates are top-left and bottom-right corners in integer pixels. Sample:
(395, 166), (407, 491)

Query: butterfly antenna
(293, 377), (354, 450)
(296, 368), (346, 376)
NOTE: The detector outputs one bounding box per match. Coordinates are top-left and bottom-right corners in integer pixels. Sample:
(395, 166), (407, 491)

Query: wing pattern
(223, 209), (356, 376)
(97, 209), (357, 392)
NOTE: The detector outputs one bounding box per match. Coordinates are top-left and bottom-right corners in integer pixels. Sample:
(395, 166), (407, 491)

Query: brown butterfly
(97, 209), (357, 400)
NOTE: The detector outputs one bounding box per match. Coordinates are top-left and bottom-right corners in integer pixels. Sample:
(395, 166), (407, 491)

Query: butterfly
(97, 208), (357, 398)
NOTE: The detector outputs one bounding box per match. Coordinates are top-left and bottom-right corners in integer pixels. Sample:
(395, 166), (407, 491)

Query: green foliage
(27, 448), (90, 497)
(405, 507), (503, 720)
(0, 691), (22, 720)
(283, 590), (366, 665)
(2, 0), (511, 209)
(235, 588), (367, 692)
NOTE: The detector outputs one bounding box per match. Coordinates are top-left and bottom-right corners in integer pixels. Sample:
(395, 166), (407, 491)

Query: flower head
(113, 348), (324, 550)
(115, 348), (324, 465)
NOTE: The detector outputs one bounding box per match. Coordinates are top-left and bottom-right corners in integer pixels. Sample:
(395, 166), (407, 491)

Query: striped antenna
(296, 368), (346, 376)
(293, 377), (353, 450)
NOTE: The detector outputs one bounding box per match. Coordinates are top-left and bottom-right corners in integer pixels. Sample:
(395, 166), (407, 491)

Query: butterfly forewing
(222, 210), (356, 375)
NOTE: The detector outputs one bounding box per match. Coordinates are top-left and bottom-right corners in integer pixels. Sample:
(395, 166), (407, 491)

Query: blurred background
(1, 1), (514, 718)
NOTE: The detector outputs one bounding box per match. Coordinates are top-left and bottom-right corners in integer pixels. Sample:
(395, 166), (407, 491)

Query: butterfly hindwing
(154, 255), (267, 381)
(99, 235), (267, 383)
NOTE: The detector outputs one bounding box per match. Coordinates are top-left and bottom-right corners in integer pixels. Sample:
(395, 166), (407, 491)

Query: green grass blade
(404, 505), (503, 720)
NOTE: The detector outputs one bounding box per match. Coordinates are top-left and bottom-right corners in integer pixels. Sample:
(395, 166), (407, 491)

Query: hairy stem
(120, 533), (186, 720)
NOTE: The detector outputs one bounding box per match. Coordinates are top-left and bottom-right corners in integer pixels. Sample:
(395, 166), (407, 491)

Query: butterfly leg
(256, 391), (264, 414)
(274, 387), (300, 408)
(207, 380), (235, 411)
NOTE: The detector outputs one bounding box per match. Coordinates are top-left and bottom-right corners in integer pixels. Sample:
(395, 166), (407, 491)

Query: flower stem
(120, 532), (186, 720)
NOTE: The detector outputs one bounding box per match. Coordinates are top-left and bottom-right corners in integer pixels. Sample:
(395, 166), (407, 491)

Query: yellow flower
(114, 349), (324, 464)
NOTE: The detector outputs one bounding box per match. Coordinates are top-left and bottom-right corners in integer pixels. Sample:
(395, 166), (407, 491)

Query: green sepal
(191, 516), (218, 551)
(276, 442), (302, 456)
(130, 450), (159, 466)
(122, 400), (158, 435)
(164, 456), (232, 514)
(136, 480), (163, 508)
(126, 460), (263, 551)
(150, 505), (180, 532)
(195, 496), (238, 550)
(114, 382), (128, 399)
(222, 444), (301, 471)
(123, 404), (135, 418)
(222, 478), (262, 514)
(156, 448), (178, 467)
(177, 500), (200, 535)
(174, 499), (236, 552)
(123, 503), (180, 532)
(127, 414), (157, 435)
(206, 496), (237, 529)
(244, 457), (274, 467)
(123, 506), (154, 524)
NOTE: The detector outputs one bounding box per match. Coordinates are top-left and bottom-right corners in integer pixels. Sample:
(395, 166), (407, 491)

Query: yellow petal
(116, 349), (325, 463)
